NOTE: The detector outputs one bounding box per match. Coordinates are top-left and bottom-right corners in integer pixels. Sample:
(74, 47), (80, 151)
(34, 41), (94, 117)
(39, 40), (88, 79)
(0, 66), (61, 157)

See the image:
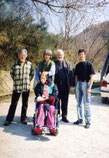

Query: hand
(42, 97), (49, 100)
(86, 88), (91, 94)
(69, 86), (72, 91)
(54, 110), (58, 115)
(37, 96), (44, 102)
(35, 110), (38, 114)
(39, 72), (41, 75)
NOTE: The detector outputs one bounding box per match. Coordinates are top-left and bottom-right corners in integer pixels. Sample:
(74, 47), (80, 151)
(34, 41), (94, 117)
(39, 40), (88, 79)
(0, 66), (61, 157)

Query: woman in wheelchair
(33, 72), (58, 135)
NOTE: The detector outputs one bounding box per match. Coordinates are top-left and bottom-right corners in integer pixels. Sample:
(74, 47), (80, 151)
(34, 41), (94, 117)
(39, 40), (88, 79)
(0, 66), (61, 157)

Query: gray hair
(18, 49), (28, 55)
(43, 49), (52, 56)
(56, 49), (64, 54)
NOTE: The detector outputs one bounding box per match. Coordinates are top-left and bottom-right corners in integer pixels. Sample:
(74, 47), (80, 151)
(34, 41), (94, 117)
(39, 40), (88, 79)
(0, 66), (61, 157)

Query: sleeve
(69, 62), (74, 87)
(35, 64), (40, 81)
(74, 64), (78, 76)
(34, 83), (42, 97)
(89, 63), (95, 75)
(72, 68), (75, 87)
(30, 64), (34, 81)
(48, 62), (55, 76)
(51, 84), (58, 98)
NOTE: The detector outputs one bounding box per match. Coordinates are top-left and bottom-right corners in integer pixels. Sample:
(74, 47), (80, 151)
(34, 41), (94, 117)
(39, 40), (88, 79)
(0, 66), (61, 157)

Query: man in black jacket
(55, 49), (73, 123)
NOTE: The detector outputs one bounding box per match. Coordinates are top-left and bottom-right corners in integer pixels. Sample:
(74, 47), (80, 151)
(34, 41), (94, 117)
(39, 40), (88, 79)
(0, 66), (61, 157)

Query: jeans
(76, 81), (91, 124)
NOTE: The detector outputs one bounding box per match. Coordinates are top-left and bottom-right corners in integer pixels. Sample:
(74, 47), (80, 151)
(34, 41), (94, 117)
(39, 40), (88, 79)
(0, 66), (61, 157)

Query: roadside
(0, 70), (100, 96)
(0, 70), (35, 97)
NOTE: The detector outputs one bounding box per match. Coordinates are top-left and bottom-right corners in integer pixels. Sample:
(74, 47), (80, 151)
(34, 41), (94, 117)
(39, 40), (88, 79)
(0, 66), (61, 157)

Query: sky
(45, 2), (109, 36)
(1, 0), (109, 37)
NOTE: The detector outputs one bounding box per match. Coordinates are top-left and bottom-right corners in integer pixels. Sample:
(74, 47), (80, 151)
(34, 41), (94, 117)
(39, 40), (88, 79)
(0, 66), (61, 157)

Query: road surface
(0, 93), (109, 158)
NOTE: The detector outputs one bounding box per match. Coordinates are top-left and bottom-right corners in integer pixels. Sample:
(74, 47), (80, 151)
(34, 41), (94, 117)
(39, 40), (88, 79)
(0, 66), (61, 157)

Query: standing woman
(35, 49), (55, 84)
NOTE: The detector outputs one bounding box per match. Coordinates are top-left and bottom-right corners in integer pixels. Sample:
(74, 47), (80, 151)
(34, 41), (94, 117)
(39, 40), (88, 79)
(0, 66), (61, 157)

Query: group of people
(4, 48), (95, 129)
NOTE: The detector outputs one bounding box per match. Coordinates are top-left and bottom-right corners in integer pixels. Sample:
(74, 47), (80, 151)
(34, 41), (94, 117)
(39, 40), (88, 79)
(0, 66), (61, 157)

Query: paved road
(0, 93), (109, 158)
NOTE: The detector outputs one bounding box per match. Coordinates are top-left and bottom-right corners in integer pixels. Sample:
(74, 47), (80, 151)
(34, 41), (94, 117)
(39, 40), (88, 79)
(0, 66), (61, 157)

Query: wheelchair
(31, 99), (59, 136)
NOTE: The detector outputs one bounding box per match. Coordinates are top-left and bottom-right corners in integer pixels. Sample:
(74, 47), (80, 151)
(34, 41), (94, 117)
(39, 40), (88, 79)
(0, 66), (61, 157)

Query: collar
(18, 60), (27, 65)
(43, 59), (52, 64)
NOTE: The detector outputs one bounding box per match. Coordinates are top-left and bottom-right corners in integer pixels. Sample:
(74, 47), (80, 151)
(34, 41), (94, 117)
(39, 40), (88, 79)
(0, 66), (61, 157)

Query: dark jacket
(54, 60), (74, 91)
(34, 81), (58, 99)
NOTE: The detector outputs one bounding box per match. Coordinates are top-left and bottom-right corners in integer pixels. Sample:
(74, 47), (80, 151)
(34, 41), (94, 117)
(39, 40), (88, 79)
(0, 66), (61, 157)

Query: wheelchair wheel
(31, 126), (36, 135)
(54, 128), (59, 136)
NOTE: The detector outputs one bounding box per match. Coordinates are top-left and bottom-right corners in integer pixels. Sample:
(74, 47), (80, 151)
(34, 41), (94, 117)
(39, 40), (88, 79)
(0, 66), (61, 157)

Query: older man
(4, 49), (34, 125)
(55, 49), (73, 123)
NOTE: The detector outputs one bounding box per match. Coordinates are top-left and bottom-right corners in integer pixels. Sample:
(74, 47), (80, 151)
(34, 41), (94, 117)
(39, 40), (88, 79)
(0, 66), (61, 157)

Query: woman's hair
(43, 49), (52, 57)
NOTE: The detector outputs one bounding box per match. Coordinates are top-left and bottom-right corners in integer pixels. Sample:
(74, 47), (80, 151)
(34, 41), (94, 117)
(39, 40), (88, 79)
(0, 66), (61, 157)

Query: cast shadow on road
(0, 115), (50, 142)
(91, 95), (109, 107)
(59, 120), (85, 128)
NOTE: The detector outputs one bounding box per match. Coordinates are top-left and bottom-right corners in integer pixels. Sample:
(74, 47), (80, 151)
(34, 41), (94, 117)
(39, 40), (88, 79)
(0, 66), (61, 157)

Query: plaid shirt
(10, 60), (34, 93)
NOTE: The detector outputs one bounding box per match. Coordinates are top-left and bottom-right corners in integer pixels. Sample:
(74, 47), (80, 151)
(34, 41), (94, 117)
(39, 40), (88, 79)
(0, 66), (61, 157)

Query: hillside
(0, 21), (109, 96)
(72, 21), (109, 71)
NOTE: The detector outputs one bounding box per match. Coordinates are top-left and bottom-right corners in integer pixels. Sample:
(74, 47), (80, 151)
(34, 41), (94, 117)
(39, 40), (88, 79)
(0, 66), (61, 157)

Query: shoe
(85, 123), (90, 129)
(49, 128), (56, 134)
(62, 117), (69, 123)
(33, 128), (43, 134)
(21, 119), (27, 124)
(4, 121), (11, 126)
(73, 120), (83, 125)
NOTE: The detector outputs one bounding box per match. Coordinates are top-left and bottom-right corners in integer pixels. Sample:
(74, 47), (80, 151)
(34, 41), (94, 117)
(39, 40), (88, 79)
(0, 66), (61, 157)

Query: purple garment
(36, 104), (55, 128)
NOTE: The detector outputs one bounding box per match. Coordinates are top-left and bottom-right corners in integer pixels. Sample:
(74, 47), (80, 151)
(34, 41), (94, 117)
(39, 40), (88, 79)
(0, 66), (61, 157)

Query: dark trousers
(57, 81), (69, 118)
(6, 90), (30, 122)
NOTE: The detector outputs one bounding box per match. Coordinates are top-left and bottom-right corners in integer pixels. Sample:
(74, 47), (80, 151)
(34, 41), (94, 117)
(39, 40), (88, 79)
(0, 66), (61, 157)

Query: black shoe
(4, 121), (11, 126)
(73, 120), (83, 125)
(21, 119), (27, 124)
(85, 123), (90, 129)
(62, 117), (69, 123)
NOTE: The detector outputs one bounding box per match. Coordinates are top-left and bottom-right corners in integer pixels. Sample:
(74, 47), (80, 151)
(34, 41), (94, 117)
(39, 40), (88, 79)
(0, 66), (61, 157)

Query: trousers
(6, 90), (30, 122)
(57, 80), (69, 118)
(36, 104), (56, 128)
(76, 81), (91, 124)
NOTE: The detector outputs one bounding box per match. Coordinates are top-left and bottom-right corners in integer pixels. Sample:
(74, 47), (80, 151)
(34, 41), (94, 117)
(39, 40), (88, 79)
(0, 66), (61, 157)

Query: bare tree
(32, 0), (109, 11)
(73, 22), (109, 70)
